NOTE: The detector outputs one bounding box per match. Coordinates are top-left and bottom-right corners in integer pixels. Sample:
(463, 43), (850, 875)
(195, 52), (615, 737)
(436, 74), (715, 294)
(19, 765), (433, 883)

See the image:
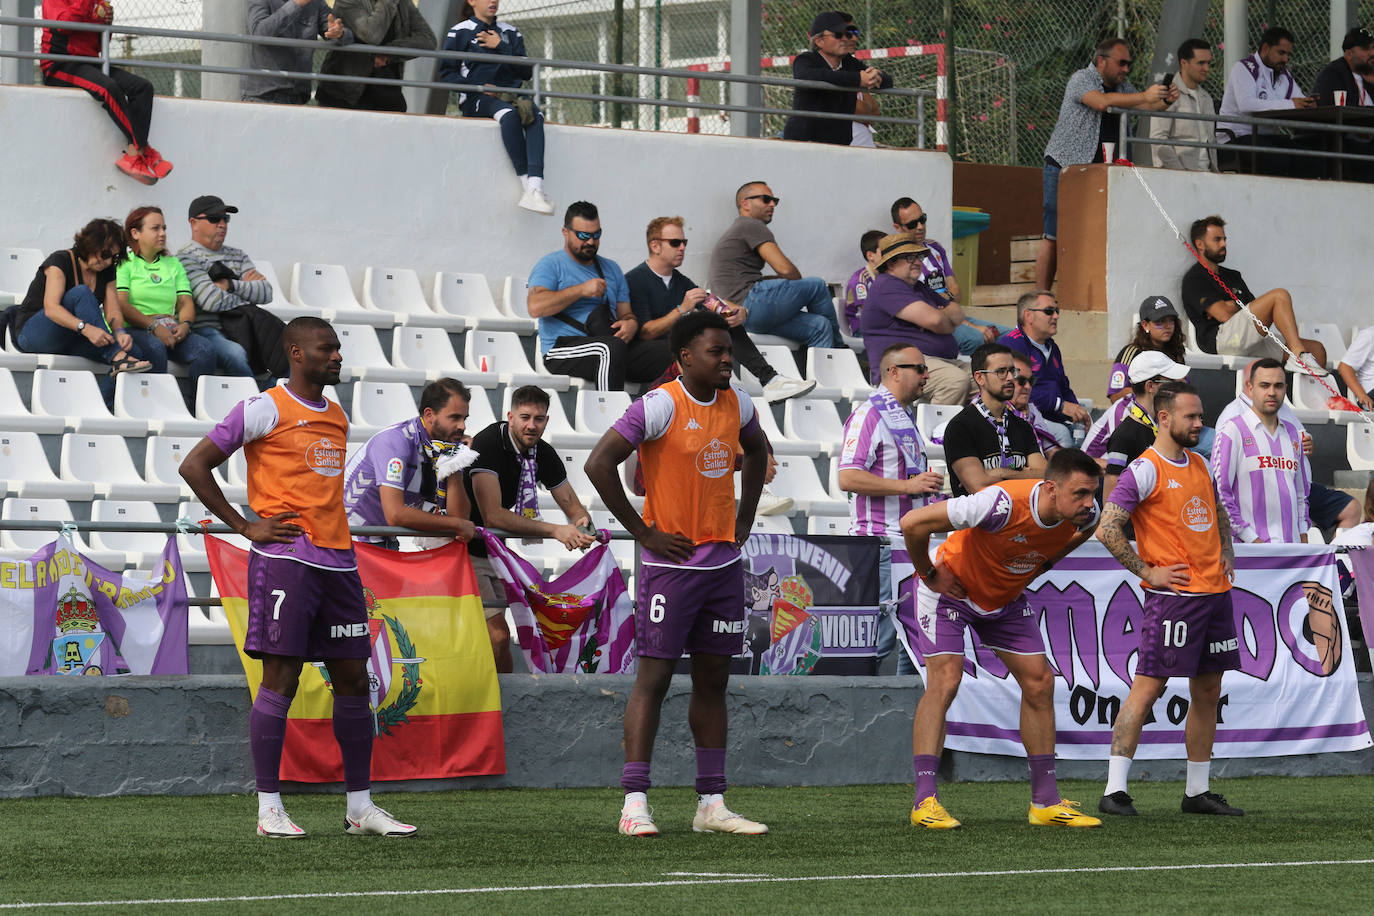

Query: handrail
(1109, 103), (1374, 166)
(0, 518), (636, 540)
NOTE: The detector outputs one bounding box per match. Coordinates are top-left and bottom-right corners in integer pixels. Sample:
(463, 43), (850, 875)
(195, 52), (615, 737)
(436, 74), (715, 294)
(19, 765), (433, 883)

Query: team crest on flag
(315, 587), (428, 736)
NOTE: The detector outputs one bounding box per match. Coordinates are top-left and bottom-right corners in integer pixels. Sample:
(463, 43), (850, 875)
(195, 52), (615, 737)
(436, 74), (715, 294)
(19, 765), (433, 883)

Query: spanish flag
(206, 537), (504, 782)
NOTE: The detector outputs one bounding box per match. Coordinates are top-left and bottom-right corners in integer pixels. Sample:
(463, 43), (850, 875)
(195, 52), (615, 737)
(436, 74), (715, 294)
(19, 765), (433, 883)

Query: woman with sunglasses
(116, 205), (216, 408)
(13, 218), (151, 400)
(1107, 296), (1189, 402)
(440, 0), (553, 214)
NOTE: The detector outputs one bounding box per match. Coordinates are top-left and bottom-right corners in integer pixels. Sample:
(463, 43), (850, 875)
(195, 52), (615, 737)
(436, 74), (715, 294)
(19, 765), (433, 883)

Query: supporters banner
(208, 537), (504, 782)
(481, 531), (636, 674)
(1347, 547), (1374, 662)
(894, 542), (1371, 759)
(0, 534), (187, 676)
(737, 533), (883, 675)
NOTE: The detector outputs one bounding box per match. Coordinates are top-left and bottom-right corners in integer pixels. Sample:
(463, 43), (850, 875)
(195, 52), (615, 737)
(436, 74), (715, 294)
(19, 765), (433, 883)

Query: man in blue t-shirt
(527, 201), (673, 390)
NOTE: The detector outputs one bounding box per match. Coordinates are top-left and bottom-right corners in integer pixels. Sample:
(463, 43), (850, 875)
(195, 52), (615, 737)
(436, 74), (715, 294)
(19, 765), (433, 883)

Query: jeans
(742, 277), (842, 350)
(194, 325), (255, 378)
(15, 286), (143, 407)
(952, 317), (1015, 356)
(126, 325), (216, 409)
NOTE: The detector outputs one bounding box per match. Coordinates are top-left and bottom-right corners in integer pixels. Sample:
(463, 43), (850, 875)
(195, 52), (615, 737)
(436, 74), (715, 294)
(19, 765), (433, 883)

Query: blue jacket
(439, 16), (532, 99)
(997, 327), (1080, 424)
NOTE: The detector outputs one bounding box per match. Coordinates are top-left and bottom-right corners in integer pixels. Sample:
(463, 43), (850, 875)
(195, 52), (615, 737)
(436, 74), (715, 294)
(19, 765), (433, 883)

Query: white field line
(3, 859), (1374, 909)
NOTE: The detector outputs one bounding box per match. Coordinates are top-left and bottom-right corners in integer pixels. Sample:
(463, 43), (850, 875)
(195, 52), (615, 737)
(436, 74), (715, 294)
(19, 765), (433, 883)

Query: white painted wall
(0, 85), (951, 302)
(1105, 166), (1374, 356)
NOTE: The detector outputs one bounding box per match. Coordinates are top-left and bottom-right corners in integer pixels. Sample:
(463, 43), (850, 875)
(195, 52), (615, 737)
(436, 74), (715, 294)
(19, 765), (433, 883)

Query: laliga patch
(385, 457), (405, 483)
(1109, 370), (1125, 390)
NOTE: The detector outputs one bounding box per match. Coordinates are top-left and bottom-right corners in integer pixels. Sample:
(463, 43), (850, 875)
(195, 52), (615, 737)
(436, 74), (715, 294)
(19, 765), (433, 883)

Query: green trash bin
(950, 207), (991, 299)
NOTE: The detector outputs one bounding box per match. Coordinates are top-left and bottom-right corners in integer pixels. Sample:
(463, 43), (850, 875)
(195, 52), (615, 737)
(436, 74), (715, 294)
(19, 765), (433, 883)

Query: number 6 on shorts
(649, 593), (666, 623)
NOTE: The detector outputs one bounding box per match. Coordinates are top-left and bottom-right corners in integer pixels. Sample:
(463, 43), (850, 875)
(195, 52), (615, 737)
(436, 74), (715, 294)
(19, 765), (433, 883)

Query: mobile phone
(1162, 73), (1174, 90)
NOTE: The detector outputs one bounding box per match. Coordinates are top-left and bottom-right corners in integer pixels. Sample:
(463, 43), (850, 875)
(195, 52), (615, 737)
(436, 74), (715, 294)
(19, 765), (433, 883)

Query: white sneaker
(692, 800), (768, 835)
(1287, 352), (1330, 377)
(762, 375), (817, 404)
(344, 805), (418, 836)
(618, 803), (660, 837)
(756, 485), (793, 517)
(257, 806), (306, 838)
(518, 187), (555, 215)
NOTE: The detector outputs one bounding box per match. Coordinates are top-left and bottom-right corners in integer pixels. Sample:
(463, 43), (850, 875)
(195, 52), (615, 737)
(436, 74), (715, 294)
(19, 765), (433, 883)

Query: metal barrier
(0, 16), (940, 143)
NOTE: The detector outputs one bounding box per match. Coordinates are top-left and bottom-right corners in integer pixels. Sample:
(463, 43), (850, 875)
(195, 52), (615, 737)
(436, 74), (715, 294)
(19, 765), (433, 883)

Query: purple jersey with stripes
(838, 387), (930, 536)
(1082, 395), (1133, 459)
(342, 416), (436, 542)
(1212, 407), (1310, 543)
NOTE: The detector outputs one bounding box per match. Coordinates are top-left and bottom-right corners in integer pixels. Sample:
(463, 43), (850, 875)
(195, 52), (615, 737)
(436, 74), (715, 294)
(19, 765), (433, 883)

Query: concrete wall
(3, 672), (1373, 797)
(0, 85), (951, 296)
(1102, 166), (1374, 355)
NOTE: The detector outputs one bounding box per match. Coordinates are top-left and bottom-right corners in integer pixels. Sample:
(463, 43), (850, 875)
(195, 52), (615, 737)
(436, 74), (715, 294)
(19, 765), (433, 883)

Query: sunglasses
(891, 362), (929, 374)
(1031, 307), (1060, 315)
(828, 27), (860, 38)
(901, 215), (928, 230)
(196, 214), (230, 224)
(1013, 375), (1035, 386)
(570, 229), (603, 241)
(653, 238), (688, 248)
(745, 194), (781, 205)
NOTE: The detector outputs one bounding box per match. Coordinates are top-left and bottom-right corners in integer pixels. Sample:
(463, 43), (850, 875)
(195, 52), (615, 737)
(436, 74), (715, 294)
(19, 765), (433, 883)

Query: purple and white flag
(0, 534), (188, 676)
(481, 530), (636, 674)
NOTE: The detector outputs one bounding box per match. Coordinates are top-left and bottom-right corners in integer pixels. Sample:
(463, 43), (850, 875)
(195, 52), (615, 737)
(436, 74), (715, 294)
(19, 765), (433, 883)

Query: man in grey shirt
(1038, 38), (1172, 290)
(707, 180), (842, 350)
(244, 0), (352, 105)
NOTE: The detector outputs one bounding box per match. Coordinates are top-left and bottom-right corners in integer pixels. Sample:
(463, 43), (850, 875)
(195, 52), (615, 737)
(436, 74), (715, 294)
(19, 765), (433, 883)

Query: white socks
(1105, 755), (1132, 795)
(346, 788), (372, 819)
(699, 793), (724, 809)
(1185, 760), (1210, 797)
(527, 176), (544, 192)
(257, 791), (283, 816)
(518, 174), (529, 191)
(622, 791), (648, 812)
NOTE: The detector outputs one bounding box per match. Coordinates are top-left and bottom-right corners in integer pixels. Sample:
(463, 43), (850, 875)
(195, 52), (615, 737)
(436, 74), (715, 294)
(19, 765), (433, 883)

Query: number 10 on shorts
(1162, 619), (1187, 647)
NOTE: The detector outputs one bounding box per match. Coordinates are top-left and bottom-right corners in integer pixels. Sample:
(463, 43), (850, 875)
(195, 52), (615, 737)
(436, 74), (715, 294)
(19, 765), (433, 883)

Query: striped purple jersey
(838, 393), (929, 536)
(1082, 395), (1133, 459)
(1212, 407), (1310, 543)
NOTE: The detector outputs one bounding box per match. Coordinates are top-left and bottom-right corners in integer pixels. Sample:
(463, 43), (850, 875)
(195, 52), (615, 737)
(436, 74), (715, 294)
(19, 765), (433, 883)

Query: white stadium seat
(1348, 423), (1374, 471)
(753, 397), (820, 456)
(0, 366), (63, 433)
(752, 515), (792, 534)
(60, 433), (181, 502)
(916, 403), (960, 461)
(573, 389), (630, 438)
(0, 497), (124, 569)
(1184, 333), (1236, 371)
(784, 398), (845, 456)
(464, 329), (555, 388)
(176, 500), (251, 573)
(769, 455), (847, 515)
(251, 259), (322, 322)
(31, 369), (147, 435)
(807, 347), (873, 399)
(145, 435), (243, 502)
(737, 344), (800, 397)
(194, 374), (259, 423)
(113, 373), (211, 436)
(434, 272), (535, 333)
(350, 381), (416, 439)
(500, 275), (534, 321)
(334, 323), (425, 384)
(1300, 322), (1347, 369)
(362, 266), (465, 331)
(466, 386), (497, 435)
(390, 324), (489, 386)
(0, 431), (95, 500)
(0, 247), (42, 298)
(290, 262), (390, 327)
(1292, 371), (1359, 424)
(89, 499), (168, 569)
(807, 515), (850, 536)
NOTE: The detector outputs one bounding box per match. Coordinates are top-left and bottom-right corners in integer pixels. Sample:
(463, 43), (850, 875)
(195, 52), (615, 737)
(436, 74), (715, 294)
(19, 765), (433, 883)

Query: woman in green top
(116, 205), (215, 402)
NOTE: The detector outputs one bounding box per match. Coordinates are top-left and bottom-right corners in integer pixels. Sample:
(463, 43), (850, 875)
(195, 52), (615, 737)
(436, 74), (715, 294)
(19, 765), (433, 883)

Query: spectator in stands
(440, 1), (553, 215)
(708, 181), (844, 351)
(1102, 351), (1190, 497)
(1180, 215), (1327, 373)
(858, 233), (973, 405)
(1313, 27), (1374, 180)
(116, 206), (216, 407)
(528, 201), (672, 391)
(942, 342), (1045, 497)
(1217, 26), (1316, 175)
(998, 290), (1090, 447)
(1337, 325), (1374, 411)
(13, 218), (151, 403)
(1008, 351), (1059, 457)
(838, 342), (943, 675)
(625, 216), (813, 403)
(891, 196), (1009, 354)
(781, 11), (891, 146)
(176, 195), (279, 383)
(317, 0), (436, 112)
(1038, 37), (1173, 289)
(839, 12), (880, 147)
(343, 377), (477, 548)
(243, 0), (351, 105)
(1213, 358), (1311, 543)
(464, 385), (596, 672)
(1150, 38), (1217, 172)
(39, 1), (173, 185)
(843, 229), (885, 335)
(1107, 295), (1188, 402)
(1331, 479), (1374, 545)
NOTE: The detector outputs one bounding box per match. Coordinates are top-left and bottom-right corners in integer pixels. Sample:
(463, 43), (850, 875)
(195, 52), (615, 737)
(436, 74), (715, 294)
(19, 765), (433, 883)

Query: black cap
(809, 11), (848, 36)
(1345, 27), (1374, 51)
(187, 195), (239, 220)
(1138, 295), (1179, 322)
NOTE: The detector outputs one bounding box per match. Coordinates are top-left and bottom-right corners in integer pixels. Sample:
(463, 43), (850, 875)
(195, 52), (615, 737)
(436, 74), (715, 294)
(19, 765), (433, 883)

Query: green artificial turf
(4, 777), (1374, 914)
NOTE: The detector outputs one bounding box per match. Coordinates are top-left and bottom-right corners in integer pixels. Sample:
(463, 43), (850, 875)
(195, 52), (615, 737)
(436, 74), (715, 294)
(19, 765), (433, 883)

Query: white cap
(1128, 350), (1189, 385)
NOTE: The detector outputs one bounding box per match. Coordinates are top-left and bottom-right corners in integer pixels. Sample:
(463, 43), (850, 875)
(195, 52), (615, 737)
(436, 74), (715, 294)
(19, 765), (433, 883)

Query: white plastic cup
(1101, 141), (1116, 163)
(1335, 90), (1348, 106)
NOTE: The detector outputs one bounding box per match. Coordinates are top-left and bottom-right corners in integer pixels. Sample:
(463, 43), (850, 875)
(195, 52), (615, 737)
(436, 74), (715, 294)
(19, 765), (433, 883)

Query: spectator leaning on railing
(1216, 26), (1315, 176)
(1149, 38), (1217, 172)
(1312, 27), (1374, 181)
(781, 11), (891, 146)
(317, 0), (436, 112)
(39, 1), (173, 185)
(243, 0), (352, 106)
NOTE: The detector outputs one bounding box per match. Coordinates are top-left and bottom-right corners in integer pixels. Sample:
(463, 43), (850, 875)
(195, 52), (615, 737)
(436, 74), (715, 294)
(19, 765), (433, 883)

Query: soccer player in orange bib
(1096, 381), (1243, 817)
(901, 448), (1105, 829)
(586, 310), (770, 837)
(180, 317), (416, 839)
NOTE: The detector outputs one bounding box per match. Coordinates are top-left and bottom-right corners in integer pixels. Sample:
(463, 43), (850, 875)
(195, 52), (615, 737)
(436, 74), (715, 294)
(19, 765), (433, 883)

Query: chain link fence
(108, 0), (202, 97)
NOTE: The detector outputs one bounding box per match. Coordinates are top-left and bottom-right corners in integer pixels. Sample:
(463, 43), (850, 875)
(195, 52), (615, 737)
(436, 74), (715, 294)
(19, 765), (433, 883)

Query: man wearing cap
(1314, 28), (1374, 180)
(176, 195), (281, 382)
(1102, 352), (1190, 498)
(998, 290), (1091, 447)
(858, 233), (973, 405)
(782, 12), (892, 145)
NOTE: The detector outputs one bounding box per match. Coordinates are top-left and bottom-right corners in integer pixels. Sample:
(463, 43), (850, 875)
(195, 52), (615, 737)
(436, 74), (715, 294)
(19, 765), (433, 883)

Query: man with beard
(941, 342), (1046, 497)
(528, 201), (672, 390)
(1313, 27), (1374, 180)
(1217, 26), (1316, 175)
(1096, 382), (1243, 818)
(901, 446), (1105, 829)
(1180, 216), (1327, 371)
(586, 310), (770, 837)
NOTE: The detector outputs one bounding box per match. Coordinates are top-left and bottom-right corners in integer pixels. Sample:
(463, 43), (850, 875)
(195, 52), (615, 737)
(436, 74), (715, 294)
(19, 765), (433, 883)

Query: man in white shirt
(1337, 326), (1374, 411)
(1151, 38), (1217, 171)
(1217, 26), (1316, 175)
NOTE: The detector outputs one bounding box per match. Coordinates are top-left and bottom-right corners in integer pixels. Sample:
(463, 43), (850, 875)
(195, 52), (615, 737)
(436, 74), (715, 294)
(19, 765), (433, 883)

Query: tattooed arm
(1216, 502), (1235, 580)
(1096, 503), (1191, 592)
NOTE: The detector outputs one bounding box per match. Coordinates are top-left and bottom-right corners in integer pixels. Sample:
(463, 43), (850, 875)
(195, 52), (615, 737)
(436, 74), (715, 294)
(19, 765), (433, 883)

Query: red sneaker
(115, 152), (157, 185)
(142, 146), (173, 179)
